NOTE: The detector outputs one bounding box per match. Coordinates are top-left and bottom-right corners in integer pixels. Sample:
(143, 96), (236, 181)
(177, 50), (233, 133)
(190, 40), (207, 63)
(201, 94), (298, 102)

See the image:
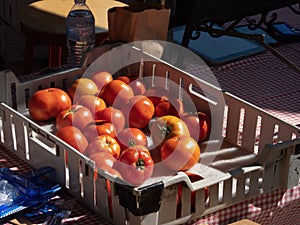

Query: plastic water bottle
(66, 0), (95, 66)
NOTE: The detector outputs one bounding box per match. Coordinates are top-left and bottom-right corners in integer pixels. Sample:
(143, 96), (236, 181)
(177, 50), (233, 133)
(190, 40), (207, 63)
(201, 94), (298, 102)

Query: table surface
(179, 6), (300, 128)
(4, 3), (300, 225)
(1, 143), (299, 225)
(20, 0), (127, 35)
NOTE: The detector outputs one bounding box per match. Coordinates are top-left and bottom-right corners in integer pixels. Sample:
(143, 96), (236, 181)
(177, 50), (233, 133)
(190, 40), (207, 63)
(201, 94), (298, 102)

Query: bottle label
(67, 26), (95, 42)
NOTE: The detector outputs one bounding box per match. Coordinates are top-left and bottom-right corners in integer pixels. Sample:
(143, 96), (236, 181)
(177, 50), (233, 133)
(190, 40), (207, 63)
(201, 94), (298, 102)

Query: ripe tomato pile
(28, 71), (210, 186)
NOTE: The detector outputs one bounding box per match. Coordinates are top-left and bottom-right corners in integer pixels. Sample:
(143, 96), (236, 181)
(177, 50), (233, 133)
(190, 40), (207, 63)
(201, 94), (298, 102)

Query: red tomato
(89, 151), (116, 170)
(144, 86), (170, 106)
(90, 152), (123, 181)
(68, 78), (99, 102)
(160, 135), (200, 171)
(85, 135), (121, 158)
(113, 146), (154, 186)
(76, 95), (106, 118)
(98, 79), (134, 108)
(83, 120), (116, 142)
(155, 98), (184, 117)
(116, 75), (134, 84)
(90, 71), (113, 91)
(55, 126), (88, 154)
(150, 115), (190, 147)
(116, 128), (148, 151)
(121, 95), (155, 130)
(117, 75), (146, 95)
(28, 88), (72, 122)
(56, 105), (94, 131)
(95, 107), (125, 133)
(181, 112), (210, 142)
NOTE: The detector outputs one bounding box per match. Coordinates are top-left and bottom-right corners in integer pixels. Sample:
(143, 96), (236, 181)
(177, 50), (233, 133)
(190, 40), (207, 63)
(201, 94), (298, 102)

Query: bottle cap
(75, 0), (86, 4)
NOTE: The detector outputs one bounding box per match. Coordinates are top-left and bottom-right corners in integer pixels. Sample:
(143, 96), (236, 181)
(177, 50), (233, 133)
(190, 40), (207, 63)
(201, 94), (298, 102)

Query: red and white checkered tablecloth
(187, 184), (300, 225)
(1, 143), (299, 225)
(0, 144), (112, 225)
(3, 5), (300, 224)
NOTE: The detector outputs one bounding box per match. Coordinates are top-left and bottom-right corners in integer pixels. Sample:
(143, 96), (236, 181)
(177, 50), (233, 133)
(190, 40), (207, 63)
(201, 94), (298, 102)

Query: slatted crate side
(223, 92), (300, 155)
(69, 163), (125, 224)
(16, 68), (85, 112)
(246, 168), (263, 198)
(258, 140), (300, 191)
(119, 181), (179, 225)
(0, 68), (86, 113)
(194, 186), (208, 216)
(110, 182), (128, 225)
(0, 103), (21, 153)
(126, 211), (160, 225)
(180, 184), (193, 217)
(94, 174), (112, 220)
(0, 70), (20, 108)
(140, 60), (226, 144)
(157, 183), (179, 224)
(77, 156), (95, 209)
(159, 165), (264, 225)
(27, 134), (66, 183)
(0, 102), (66, 183)
(0, 102), (117, 222)
(196, 166), (262, 216)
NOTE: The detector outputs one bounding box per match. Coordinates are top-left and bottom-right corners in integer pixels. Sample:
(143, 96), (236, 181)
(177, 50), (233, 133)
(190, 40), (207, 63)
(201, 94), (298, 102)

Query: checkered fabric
(0, 145), (111, 225)
(3, 5), (300, 225)
(183, 5), (300, 224)
(1, 141), (299, 225)
(187, 185), (300, 225)
(177, 5), (300, 128)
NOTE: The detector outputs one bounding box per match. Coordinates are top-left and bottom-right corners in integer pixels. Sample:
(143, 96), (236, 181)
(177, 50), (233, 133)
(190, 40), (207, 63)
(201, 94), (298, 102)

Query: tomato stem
(136, 158), (145, 170)
(129, 139), (136, 147)
(158, 123), (168, 138)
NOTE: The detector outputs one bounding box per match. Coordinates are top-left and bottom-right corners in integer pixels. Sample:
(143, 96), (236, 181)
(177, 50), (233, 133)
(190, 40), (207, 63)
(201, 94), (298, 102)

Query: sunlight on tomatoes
(121, 95), (155, 130)
(55, 125), (88, 154)
(83, 120), (116, 142)
(68, 78), (99, 102)
(76, 95), (106, 118)
(98, 79), (134, 108)
(28, 88), (71, 122)
(55, 105), (94, 131)
(85, 135), (121, 158)
(160, 135), (200, 171)
(90, 71), (113, 91)
(116, 128), (148, 152)
(181, 112), (210, 142)
(95, 107), (125, 132)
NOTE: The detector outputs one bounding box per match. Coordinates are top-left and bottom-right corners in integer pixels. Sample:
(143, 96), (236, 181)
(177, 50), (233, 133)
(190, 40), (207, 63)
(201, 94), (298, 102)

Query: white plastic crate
(0, 43), (299, 225)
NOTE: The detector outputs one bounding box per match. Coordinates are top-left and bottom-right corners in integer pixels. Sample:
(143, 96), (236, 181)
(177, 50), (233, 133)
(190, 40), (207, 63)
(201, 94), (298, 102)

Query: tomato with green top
(113, 146), (154, 186)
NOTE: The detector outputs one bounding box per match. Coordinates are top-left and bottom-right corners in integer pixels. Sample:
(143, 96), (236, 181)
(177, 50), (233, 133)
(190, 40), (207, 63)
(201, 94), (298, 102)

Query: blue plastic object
(0, 166), (61, 219)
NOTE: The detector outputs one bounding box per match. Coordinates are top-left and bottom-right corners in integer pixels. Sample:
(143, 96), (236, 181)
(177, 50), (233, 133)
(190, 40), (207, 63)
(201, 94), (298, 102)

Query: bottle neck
(74, 0), (86, 4)
(70, 0), (91, 11)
